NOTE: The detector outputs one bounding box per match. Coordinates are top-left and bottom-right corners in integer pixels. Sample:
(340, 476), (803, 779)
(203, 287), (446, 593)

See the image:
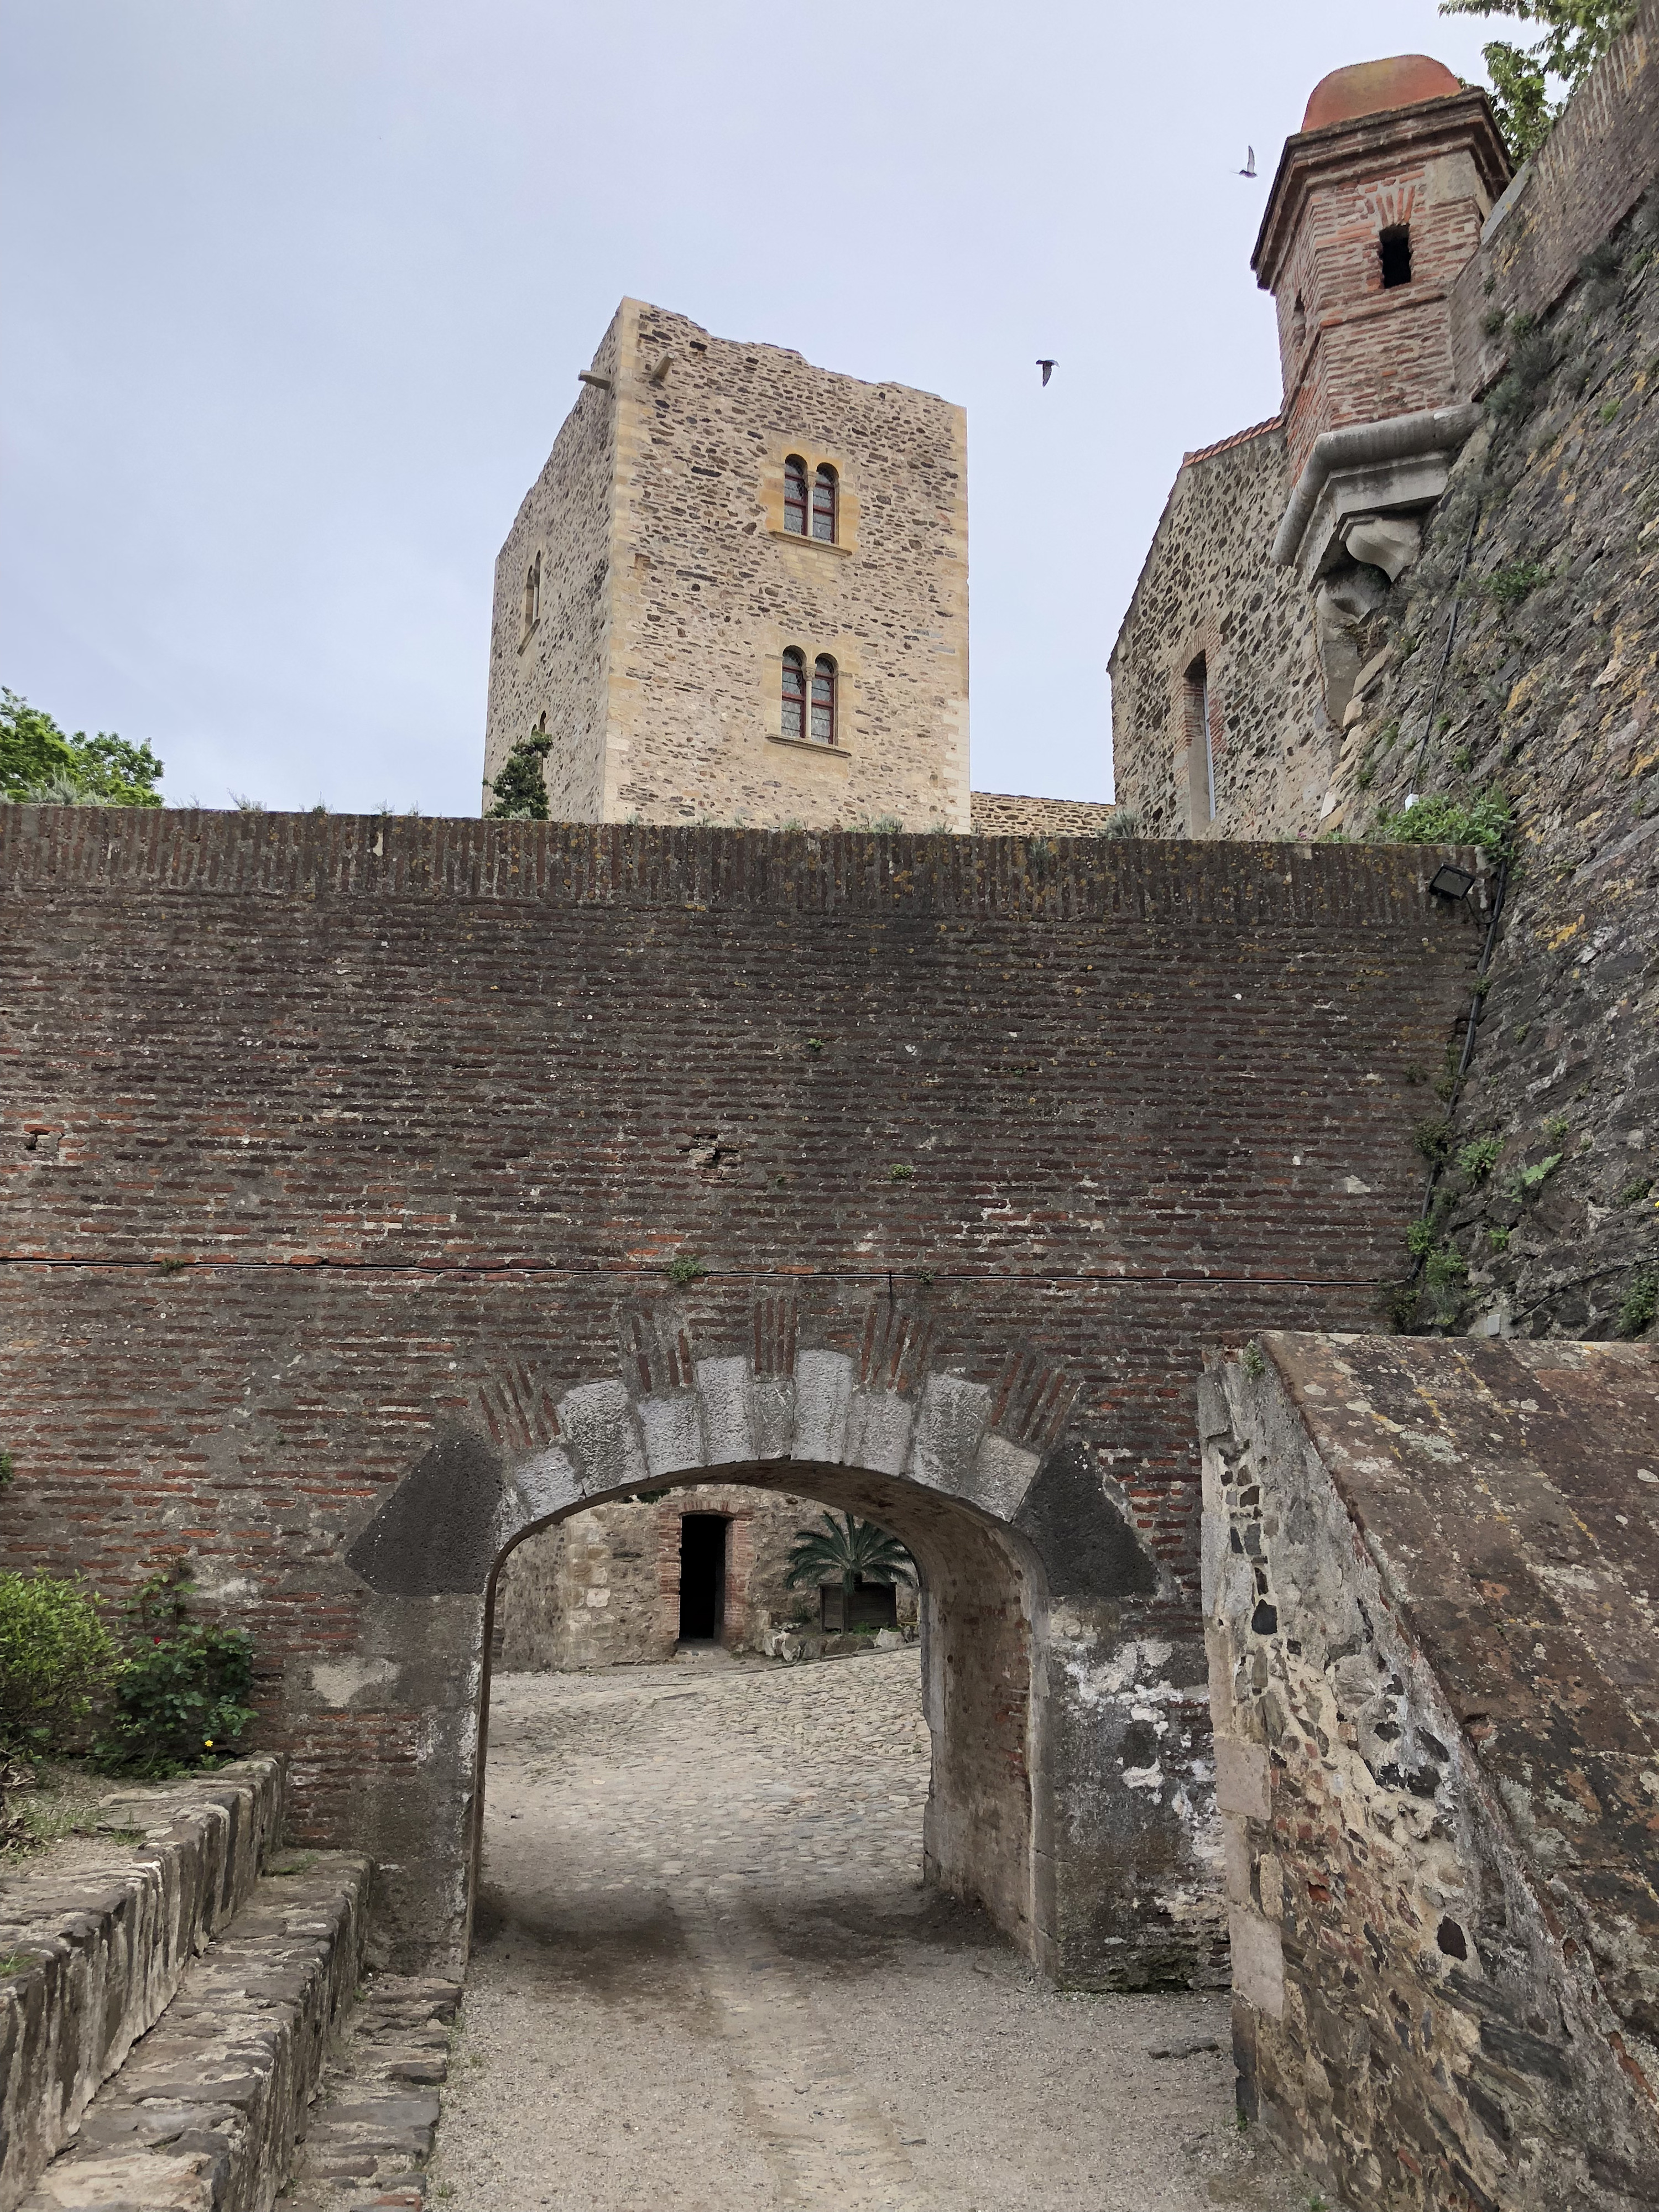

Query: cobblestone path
(429, 1650), (1300, 2212)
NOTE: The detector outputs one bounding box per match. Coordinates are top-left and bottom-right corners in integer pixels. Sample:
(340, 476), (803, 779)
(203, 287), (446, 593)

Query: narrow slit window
(523, 554), (541, 633)
(1185, 654), (1215, 823)
(784, 456), (809, 535)
(812, 465), (837, 543)
(781, 648), (807, 740)
(811, 655), (837, 745)
(1291, 291), (1307, 352)
(1379, 225), (1412, 289)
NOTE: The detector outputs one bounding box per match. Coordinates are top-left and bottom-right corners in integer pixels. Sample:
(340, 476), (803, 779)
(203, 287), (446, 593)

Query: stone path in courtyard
(429, 1648), (1302, 2212)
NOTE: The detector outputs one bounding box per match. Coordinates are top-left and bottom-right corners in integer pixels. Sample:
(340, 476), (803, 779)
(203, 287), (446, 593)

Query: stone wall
(1321, 175), (1659, 1340)
(482, 304), (620, 822)
(484, 299), (970, 833)
(1109, 421), (1332, 838)
(1202, 1332), (1659, 2212)
(0, 810), (1480, 1975)
(968, 793), (1118, 837)
(491, 1481), (915, 1668)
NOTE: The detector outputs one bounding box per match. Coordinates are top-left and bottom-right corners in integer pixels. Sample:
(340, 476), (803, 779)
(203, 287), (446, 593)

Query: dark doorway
(677, 1514), (728, 1642)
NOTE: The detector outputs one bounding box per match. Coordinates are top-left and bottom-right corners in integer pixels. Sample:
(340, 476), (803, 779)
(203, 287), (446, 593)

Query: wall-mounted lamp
(1429, 862), (1476, 900)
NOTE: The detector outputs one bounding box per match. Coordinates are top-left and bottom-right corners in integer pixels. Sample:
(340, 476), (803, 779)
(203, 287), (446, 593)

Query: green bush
(1375, 787), (1514, 856)
(1, 690), (163, 806)
(1458, 1135), (1504, 1181)
(93, 1569), (255, 1777)
(0, 1573), (117, 1754)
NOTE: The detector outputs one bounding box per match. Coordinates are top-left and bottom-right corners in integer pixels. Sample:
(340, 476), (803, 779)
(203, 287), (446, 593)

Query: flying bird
(1240, 145), (1257, 177)
(1037, 358), (1056, 386)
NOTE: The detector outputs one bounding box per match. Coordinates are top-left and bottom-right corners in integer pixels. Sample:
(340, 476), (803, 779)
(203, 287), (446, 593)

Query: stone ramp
(280, 1972), (460, 2210)
(18, 1852), (369, 2212)
(1202, 1333), (1659, 2212)
(0, 1759), (285, 2211)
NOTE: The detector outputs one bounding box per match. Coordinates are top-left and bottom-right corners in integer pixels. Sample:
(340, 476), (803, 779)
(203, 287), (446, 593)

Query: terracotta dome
(1302, 55), (1463, 132)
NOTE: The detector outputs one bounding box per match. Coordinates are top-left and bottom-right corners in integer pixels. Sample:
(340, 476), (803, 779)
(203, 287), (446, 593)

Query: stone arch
(344, 1288), (1167, 1980)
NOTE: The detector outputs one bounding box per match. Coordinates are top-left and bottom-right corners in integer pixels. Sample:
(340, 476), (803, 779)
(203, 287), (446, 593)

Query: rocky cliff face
(1325, 191), (1659, 1341)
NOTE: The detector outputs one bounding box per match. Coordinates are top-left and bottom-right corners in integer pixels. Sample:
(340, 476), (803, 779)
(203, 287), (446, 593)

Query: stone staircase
(0, 1762), (457, 2212)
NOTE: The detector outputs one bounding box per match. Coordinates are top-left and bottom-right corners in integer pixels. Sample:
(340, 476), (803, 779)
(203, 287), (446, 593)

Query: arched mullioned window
(782, 648), (807, 740)
(811, 655), (837, 745)
(784, 457), (809, 536)
(812, 465), (837, 543)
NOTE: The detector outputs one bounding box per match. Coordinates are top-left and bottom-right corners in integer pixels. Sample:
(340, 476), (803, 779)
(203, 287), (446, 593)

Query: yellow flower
(204, 1738), (213, 1747)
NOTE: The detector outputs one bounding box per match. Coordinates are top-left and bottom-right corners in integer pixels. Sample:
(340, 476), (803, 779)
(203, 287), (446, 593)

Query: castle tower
(482, 299), (970, 831)
(1253, 56), (1511, 588)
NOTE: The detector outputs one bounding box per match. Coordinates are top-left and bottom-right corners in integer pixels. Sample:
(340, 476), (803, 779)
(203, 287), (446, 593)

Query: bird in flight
(1240, 146), (1257, 176)
(1037, 358), (1056, 386)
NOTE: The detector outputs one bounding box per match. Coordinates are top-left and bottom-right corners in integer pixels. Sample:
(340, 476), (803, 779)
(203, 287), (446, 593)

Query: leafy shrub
(1509, 1150), (1564, 1198)
(1097, 810), (1141, 839)
(93, 1569), (254, 1777)
(1482, 560), (1554, 606)
(1374, 787), (1513, 855)
(0, 1574), (117, 1755)
(665, 1253), (707, 1286)
(1406, 1218), (1437, 1258)
(1616, 1176), (1653, 1207)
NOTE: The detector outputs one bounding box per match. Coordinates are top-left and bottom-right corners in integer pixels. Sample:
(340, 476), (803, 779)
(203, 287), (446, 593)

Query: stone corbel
(1272, 405), (1480, 586)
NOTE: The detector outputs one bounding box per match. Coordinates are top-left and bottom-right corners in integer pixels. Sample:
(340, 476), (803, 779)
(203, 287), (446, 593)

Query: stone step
(19, 1851), (370, 2212)
(279, 1972), (461, 2211)
(0, 1758), (285, 2212)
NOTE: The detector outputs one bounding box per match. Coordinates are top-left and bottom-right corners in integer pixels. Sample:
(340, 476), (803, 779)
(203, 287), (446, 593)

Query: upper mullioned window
(784, 456), (838, 543)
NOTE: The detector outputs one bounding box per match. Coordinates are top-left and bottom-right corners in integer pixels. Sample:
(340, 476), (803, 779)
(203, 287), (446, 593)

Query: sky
(0, 1), (1505, 815)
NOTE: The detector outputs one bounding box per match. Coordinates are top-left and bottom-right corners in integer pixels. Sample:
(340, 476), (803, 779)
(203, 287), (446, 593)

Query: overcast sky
(1, 1), (1502, 814)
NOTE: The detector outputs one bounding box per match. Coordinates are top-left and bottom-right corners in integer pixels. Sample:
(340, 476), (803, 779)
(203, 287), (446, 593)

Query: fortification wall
(1322, 173), (1659, 1340)
(482, 305), (621, 820)
(968, 794), (1118, 837)
(1203, 1333), (1659, 2212)
(1450, 1), (1658, 401)
(0, 811), (1479, 1973)
(1109, 421), (1330, 837)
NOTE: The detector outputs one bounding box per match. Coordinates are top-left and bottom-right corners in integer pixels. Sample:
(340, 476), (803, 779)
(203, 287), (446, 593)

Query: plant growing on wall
(1440, 1), (1638, 158)
(93, 1564), (255, 1777)
(783, 1513), (915, 1609)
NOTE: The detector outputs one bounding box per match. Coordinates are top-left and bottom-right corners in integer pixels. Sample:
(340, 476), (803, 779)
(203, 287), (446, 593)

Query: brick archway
(345, 1290), (1162, 1981)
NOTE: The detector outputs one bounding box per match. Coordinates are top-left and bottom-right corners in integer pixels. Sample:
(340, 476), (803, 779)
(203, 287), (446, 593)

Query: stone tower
(482, 298), (970, 830)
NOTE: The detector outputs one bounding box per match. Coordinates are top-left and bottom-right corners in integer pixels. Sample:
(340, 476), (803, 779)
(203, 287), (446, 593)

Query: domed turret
(1302, 54), (1464, 133)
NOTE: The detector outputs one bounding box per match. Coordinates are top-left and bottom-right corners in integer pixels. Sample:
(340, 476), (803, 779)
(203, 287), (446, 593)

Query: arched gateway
(347, 1288), (1197, 1988)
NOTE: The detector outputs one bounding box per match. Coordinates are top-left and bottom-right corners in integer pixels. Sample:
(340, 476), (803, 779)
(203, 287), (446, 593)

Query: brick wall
(0, 810), (1479, 1974)
(1203, 1334), (1659, 2211)
(484, 299), (969, 833)
(1109, 421), (1331, 836)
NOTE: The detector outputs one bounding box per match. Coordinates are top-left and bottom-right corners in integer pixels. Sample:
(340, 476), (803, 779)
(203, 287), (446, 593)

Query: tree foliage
(1441, 1), (1638, 157)
(485, 731), (552, 820)
(783, 1512), (916, 1600)
(1, 689), (164, 806)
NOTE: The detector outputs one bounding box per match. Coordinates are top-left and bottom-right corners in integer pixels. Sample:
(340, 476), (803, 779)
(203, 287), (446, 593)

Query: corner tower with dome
(1109, 54), (1511, 842)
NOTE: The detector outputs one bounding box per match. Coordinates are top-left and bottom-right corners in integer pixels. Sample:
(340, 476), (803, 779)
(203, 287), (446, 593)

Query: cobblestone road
(429, 1650), (1300, 2212)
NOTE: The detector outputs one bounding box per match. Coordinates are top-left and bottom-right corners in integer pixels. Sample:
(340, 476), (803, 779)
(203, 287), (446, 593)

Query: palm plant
(784, 1512), (915, 1607)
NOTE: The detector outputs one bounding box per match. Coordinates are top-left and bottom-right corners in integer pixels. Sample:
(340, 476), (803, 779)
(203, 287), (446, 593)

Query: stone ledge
(18, 1851), (371, 2212)
(0, 1758), (284, 2212)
